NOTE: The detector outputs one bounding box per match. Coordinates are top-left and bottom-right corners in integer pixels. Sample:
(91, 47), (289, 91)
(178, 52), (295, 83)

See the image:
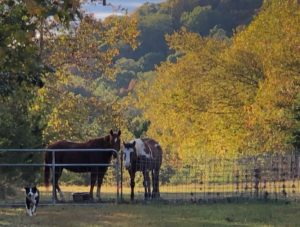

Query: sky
(82, 0), (165, 19)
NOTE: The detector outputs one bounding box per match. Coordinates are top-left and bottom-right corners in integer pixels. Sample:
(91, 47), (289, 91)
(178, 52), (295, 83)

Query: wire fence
(0, 150), (300, 206)
(121, 153), (300, 203)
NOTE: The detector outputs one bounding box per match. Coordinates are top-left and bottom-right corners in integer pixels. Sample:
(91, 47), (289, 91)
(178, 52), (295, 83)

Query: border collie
(24, 186), (39, 216)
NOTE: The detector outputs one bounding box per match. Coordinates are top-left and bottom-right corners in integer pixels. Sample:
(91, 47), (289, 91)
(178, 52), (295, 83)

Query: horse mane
(85, 135), (111, 148)
(47, 135), (111, 149)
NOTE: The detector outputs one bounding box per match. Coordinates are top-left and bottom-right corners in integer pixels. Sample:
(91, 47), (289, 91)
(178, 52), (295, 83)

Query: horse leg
(56, 184), (65, 202)
(155, 169), (160, 198)
(152, 169), (160, 199)
(52, 167), (58, 202)
(96, 168), (107, 201)
(143, 171), (151, 200)
(129, 170), (136, 201)
(54, 168), (65, 202)
(90, 169), (97, 200)
(147, 171), (151, 199)
(151, 169), (156, 198)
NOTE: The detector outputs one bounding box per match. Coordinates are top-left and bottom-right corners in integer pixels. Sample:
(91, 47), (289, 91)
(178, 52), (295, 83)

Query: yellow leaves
(46, 14), (139, 81)
(214, 0), (300, 154)
(30, 104), (40, 112)
(165, 27), (202, 53)
(130, 1), (299, 159)
(33, 67), (126, 144)
(131, 31), (234, 159)
(103, 15), (139, 49)
(234, 0), (300, 68)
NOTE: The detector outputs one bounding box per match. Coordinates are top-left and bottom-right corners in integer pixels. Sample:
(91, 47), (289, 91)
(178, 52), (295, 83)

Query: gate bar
(52, 150), (55, 204)
(0, 148), (121, 205)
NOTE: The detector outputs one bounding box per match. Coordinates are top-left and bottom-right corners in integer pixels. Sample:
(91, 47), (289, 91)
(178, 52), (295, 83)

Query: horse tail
(44, 151), (51, 187)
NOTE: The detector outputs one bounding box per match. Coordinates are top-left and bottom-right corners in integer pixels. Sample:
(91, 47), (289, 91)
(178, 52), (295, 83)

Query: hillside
(114, 0), (263, 94)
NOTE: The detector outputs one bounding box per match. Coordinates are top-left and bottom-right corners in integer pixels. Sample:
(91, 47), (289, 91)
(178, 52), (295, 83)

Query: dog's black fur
(24, 186), (39, 216)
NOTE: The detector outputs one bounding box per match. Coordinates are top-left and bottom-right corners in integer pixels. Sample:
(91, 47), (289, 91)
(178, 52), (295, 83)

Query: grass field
(0, 202), (299, 227)
(2, 182), (300, 205)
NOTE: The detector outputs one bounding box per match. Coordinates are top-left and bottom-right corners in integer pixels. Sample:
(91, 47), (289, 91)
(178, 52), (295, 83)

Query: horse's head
(109, 129), (121, 157)
(122, 140), (137, 169)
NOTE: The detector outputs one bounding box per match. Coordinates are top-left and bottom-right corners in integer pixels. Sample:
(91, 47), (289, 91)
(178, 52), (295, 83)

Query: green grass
(0, 202), (299, 227)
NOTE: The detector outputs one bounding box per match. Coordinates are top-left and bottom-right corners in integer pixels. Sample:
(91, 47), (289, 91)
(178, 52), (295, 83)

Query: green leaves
(181, 5), (223, 36)
(0, 1), (40, 95)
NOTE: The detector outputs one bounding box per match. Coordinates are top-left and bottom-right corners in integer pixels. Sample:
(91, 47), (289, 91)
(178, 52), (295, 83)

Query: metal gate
(0, 149), (120, 206)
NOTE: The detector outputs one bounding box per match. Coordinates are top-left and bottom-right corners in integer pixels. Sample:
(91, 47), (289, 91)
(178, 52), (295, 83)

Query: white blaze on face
(123, 139), (153, 168)
(27, 188), (38, 203)
(28, 188), (34, 199)
(124, 146), (134, 168)
(29, 189), (36, 202)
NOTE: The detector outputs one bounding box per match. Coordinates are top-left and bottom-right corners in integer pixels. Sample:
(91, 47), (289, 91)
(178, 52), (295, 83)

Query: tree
(134, 13), (172, 57)
(46, 15), (138, 80)
(0, 86), (44, 196)
(229, 0), (300, 153)
(138, 52), (165, 71)
(0, 1), (138, 192)
(129, 29), (233, 162)
(160, 0), (200, 29)
(128, 0), (299, 163)
(0, 0), (89, 150)
(34, 15), (139, 143)
(0, 1), (42, 95)
(0, 0), (87, 95)
(134, 2), (160, 17)
(181, 5), (224, 36)
(209, 25), (228, 40)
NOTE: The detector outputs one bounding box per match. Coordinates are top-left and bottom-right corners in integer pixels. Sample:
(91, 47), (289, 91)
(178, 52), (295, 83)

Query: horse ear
(110, 129), (113, 136)
(118, 130), (121, 136)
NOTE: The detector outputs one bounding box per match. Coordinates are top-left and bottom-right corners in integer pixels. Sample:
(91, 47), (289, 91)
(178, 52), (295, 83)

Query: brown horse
(123, 138), (162, 200)
(44, 130), (121, 201)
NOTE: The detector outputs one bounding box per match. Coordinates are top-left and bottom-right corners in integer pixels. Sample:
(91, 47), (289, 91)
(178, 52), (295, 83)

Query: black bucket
(72, 192), (92, 202)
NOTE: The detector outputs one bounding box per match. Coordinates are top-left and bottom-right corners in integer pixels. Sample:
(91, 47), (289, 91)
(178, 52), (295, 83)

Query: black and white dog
(24, 186), (39, 216)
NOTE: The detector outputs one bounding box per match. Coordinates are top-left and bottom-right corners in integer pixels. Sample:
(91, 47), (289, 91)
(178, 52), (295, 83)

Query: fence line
(145, 153), (300, 203)
(1, 150), (300, 205)
(0, 148), (120, 205)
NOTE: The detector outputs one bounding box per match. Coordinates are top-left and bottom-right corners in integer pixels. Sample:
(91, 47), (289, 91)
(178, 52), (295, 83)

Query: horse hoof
(152, 192), (160, 199)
